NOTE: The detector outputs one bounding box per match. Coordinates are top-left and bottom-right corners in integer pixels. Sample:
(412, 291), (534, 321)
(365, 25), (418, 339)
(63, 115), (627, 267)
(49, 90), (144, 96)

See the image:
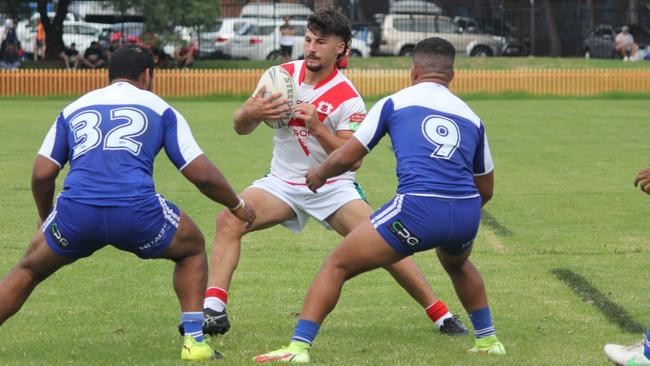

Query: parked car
(224, 19), (371, 61)
(583, 24), (617, 59)
(197, 17), (253, 58)
(377, 14), (506, 56)
(239, 3), (313, 20)
(21, 20), (105, 56)
(390, 0), (442, 15)
(98, 22), (144, 49)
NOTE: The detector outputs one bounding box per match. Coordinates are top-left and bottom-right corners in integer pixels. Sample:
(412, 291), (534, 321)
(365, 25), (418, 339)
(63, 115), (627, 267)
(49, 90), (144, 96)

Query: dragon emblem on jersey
(316, 101), (334, 115)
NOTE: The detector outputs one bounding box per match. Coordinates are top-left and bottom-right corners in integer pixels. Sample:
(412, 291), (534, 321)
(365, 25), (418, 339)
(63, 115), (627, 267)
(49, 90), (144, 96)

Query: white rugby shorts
(250, 174), (364, 232)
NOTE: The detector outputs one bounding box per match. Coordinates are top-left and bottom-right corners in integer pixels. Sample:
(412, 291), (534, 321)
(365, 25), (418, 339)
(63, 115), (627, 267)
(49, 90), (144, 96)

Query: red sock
(205, 287), (228, 304)
(425, 300), (449, 323)
(204, 287), (229, 311)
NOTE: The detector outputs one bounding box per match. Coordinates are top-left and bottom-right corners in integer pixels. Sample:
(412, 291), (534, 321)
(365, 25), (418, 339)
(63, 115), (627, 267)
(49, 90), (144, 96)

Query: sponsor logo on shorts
(390, 220), (420, 247)
(50, 223), (69, 248)
(138, 222), (169, 251)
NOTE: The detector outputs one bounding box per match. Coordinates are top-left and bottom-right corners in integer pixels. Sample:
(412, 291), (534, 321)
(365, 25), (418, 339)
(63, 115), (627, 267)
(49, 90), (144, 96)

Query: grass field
(21, 55), (650, 71)
(190, 56), (650, 70)
(1, 96), (649, 365)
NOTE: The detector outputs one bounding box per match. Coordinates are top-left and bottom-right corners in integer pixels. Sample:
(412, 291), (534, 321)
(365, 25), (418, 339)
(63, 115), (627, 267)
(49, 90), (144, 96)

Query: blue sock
(291, 319), (320, 345)
(644, 325), (650, 359)
(469, 307), (495, 339)
(182, 312), (204, 342)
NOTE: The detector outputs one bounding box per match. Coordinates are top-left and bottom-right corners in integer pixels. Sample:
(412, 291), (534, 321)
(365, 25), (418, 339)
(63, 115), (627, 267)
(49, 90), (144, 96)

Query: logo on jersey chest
(316, 101), (334, 115)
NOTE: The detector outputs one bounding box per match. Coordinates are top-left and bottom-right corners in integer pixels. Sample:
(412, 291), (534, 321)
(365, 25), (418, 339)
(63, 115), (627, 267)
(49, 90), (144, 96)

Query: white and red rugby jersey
(269, 60), (366, 184)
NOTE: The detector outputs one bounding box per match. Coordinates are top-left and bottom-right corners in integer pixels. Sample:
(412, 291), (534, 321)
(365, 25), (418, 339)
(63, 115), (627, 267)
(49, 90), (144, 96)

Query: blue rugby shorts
(370, 194), (482, 256)
(42, 194), (180, 259)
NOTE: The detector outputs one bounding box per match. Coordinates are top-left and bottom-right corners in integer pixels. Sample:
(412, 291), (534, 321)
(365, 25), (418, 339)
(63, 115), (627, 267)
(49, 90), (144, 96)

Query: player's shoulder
(62, 82), (171, 118)
(279, 60), (303, 77)
(391, 83), (481, 126)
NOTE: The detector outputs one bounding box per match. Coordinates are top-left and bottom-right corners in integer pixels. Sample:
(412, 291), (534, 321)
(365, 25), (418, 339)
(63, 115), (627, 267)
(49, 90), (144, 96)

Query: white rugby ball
(253, 66), (297, 129)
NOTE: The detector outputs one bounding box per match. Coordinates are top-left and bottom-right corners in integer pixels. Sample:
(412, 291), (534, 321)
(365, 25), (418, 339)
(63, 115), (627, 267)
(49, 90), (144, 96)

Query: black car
(583, 24), (617, 59)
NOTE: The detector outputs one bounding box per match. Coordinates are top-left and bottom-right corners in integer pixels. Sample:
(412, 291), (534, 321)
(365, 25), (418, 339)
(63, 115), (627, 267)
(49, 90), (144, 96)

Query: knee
(322, 254), (355, 281)
(16, 259), (48, 284)
(215, 209), (247, 239)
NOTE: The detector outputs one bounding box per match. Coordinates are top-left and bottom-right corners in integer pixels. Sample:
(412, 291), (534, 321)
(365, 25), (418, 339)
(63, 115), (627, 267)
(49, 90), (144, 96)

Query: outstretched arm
(181, 155), (256, 227)
(32, 155), (60, 225)
(305, 137), (368, 193)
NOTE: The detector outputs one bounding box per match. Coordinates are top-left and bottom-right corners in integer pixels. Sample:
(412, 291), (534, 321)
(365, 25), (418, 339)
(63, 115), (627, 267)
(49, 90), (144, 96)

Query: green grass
(189, 56), (650, 70)
(1, 97), (649, 365)
(20, 55), (650, 71)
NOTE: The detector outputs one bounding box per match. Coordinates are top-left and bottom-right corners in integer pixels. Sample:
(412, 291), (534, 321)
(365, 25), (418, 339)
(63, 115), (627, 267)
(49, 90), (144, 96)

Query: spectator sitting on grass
(0, 19), (21, 69)
(174, 40), (195, 69)
(615, 25), (638, 61)
(59, 43), (80, 70)
(82, 41), (106, 69)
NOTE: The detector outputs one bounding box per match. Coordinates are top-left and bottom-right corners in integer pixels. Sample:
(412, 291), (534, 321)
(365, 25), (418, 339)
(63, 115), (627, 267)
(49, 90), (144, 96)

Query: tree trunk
(542, 0), (562, 56)
(628, 0), (639, 25)
(39, 0), (72, 60)
(585, 0), (594, 33)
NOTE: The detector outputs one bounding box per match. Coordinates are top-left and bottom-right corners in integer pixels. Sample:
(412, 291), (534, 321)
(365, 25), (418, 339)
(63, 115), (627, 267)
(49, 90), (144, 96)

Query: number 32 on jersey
(70, 107), (148, 160)
(421, 115), (460, 159)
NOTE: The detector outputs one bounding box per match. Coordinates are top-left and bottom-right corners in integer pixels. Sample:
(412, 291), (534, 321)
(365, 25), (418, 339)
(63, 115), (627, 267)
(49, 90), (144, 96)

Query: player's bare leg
(436, 247), (505, 355)
(327, 200), (466, 335)
(159, 211), (209, 312)
(327, 200), (437, 305)
(253, 220), (403, 363)
(301, 219), (405, 323)
(210, 187), (296, 291)
(156, 211), (222, 361)
(202, 187), (296, 335)
(0, 229), (74, 325)
(435, 248), (486, 313)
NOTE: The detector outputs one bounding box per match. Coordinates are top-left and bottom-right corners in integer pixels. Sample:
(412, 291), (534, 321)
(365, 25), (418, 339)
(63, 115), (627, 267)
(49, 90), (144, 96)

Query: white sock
(434, 312), (453, 329)
(204, 297), (226, 312)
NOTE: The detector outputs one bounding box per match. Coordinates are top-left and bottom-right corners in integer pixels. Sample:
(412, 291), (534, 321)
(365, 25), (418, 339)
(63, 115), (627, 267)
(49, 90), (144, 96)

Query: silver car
(197, 18), (253, 58)
(378, 14), (506, 56)
(225, 19), (370, 61)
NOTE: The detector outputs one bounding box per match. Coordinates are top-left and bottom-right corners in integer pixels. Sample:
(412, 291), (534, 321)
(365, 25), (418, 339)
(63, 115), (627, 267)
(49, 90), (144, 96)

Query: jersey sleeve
(353, 97), (392, 151)
(472, 122), (495, 175)
(332, 97), (366, 132)
(37, 113), (69, 168)
(162, 108), (203, 171)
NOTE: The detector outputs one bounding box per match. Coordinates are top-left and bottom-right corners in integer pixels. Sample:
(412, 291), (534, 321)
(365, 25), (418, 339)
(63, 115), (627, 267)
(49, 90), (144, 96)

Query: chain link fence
(2, 0), (649, 69)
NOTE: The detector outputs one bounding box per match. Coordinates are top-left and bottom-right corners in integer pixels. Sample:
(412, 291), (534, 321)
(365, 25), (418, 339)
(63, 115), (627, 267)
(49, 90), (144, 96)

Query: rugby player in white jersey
(255, 36), (504, 363)
(199, 7), (468, 339)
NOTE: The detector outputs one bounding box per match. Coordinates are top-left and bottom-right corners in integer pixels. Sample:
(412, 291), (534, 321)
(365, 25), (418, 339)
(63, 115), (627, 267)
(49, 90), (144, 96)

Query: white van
(240, 3), (312, 20)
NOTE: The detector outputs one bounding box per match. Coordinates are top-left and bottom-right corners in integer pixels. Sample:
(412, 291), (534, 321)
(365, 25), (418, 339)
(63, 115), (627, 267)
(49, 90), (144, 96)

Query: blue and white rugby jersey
(38, 82), (203, 206)
(354, 82), (494, 198)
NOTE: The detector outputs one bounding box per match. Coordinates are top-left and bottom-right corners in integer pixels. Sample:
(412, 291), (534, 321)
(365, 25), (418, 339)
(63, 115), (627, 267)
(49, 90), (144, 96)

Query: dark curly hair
(307, 6), (352, 61)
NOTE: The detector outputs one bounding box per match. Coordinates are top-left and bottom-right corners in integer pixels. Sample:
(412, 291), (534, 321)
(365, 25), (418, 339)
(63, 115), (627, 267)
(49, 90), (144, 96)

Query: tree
(38, 0), (72, 60)
(136, 0), (220, 34)
(628, 0), (639, 25)
(0, 0), (31, 21)
(542, 0), (562, 56)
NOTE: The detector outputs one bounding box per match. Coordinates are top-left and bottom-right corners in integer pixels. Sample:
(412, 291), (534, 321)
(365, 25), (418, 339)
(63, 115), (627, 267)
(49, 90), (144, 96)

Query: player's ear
(448, 69), (455, 83)
(145, 68), (153, 91)
(410, 64), (418, 83)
